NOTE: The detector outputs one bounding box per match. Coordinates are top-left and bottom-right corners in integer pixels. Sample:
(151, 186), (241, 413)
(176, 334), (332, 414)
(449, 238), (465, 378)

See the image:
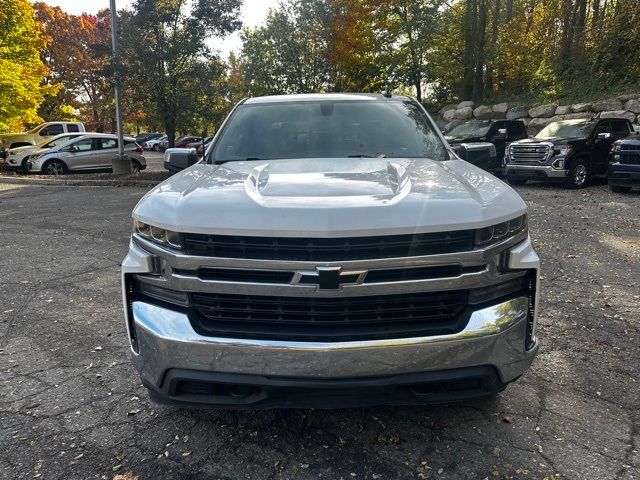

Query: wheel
(565, 160), (589, 189)
(20, 157), (30, 172)
(609, 184), (632, 193)
(506, 176), (527, 186)
(153, 144), (160, 152)
(42, 159), (67, 175)
(131, 159), (142, 173)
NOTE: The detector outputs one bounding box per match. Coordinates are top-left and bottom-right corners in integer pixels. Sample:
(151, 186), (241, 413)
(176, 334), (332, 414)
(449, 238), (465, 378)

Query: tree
(122, 0), (242, 146)
(241, 1), (337, 96)
(34, 4), (114, 130)
(0, 0), (52, 131)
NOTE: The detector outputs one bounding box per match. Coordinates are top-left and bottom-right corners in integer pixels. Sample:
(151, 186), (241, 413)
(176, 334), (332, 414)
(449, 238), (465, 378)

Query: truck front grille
(509, 144), (551, 164)
(189, 290), (470, 341)
(620, 149), (640, 165)
(182, 231), (476, 261)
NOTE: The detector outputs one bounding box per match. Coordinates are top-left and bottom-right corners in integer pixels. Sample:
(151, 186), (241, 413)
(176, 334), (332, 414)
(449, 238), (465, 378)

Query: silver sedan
(28, 133), (147, 175)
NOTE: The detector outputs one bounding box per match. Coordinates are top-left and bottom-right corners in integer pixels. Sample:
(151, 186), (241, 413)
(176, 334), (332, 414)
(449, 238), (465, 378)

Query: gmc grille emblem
(293, 267), (366, 290)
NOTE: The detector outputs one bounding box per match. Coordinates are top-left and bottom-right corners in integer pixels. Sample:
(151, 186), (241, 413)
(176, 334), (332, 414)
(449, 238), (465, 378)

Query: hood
(513, 136), (585, 145)
(8, 145), (46, 154)
(133, 157), (527, 237)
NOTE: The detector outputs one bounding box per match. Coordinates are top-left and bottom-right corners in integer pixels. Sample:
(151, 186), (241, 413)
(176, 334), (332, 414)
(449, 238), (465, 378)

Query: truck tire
(565, 160), (589, 189)
(609, 185), (631, 193)
(506, 176), (527, 186)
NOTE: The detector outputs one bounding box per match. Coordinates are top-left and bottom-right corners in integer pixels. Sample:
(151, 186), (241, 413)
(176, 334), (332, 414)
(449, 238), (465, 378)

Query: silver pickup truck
(122, 93), (540, 408)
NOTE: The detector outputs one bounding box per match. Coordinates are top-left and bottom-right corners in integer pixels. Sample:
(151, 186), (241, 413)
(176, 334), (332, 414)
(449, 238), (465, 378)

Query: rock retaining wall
(434, 94), (640, 134)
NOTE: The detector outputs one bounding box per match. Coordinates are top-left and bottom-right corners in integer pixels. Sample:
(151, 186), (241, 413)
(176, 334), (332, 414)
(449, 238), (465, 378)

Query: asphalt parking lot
(0, 180), (638, 480)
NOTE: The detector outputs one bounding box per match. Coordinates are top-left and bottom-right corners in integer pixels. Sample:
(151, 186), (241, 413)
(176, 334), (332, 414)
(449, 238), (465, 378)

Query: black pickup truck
(504, 117), (634, 189)
(445, 120), (528, 173)
(609, 132), (640, 192)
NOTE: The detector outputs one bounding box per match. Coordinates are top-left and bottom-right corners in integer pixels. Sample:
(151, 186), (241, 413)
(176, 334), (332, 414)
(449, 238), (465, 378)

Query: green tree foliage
(241, 0), (337, 96)
(0, 0), (52, 131)
(121, 0), (242, 145)
(237, 0), (640, 104)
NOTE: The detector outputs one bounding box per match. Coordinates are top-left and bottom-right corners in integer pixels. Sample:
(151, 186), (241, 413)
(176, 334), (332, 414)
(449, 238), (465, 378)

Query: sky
(39, 0), (279, 57)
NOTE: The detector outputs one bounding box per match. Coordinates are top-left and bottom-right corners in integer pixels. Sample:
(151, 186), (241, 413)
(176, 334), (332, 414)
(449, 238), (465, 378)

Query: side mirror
(492, 128), (508, 141)
(597, 132), (612, 141)
(164, 148), (199, 171)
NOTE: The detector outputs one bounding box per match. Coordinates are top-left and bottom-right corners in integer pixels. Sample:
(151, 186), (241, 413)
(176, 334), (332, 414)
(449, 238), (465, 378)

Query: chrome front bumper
(505, 163), (568, 178)
(131, 296), (537, 389)
(122, 235), (540, 405)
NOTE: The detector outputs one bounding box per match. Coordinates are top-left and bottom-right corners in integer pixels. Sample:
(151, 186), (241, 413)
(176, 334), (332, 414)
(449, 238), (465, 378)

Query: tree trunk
(473, 0), (488, 100)
(462, 0), (477, 99)
(485, 0), (501, 93)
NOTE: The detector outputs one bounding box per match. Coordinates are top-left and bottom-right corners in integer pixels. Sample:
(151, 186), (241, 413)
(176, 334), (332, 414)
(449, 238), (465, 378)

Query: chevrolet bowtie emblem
(294, 267), (366, 290)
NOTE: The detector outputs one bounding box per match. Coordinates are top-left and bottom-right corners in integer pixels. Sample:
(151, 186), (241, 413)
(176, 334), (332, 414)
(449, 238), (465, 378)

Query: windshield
(27, 124), (46, 134)
(42, 135), (76, 148)
(536, 121), (594, 139)
(210, 99), (447, 162)
(447, 121), (492, 138)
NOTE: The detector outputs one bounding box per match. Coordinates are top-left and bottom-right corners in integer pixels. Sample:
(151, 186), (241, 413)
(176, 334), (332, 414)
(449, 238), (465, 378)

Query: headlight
(476, 215), (527, 246)
(554, 145), (574, 156)
(133, 219), (182, 249)
(611, 143), (621, 153)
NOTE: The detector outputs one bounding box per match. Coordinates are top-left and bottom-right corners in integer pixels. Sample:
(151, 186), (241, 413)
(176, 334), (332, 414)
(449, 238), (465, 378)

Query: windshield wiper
(347, 153), (386, 158)
(215, 157), (262, 165)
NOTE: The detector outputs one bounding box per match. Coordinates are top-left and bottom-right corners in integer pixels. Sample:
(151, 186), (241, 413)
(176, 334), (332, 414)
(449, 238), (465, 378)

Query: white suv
(122, 93), (540, 408)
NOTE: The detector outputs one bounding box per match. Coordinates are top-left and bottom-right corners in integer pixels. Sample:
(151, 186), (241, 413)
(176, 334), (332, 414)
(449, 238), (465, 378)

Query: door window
(610, 120), (630, 137)
(70, 138), (95, 152)
(100, 138), (118, 149)
(507, 122), (526, 139)
(594, 122), (612, 136)
(40, 124), (64, 136)
(67, 124), (80, 133)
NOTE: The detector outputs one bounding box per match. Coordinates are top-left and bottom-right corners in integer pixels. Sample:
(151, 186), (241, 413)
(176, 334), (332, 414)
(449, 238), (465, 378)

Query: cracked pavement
(0, 181), (638, 480)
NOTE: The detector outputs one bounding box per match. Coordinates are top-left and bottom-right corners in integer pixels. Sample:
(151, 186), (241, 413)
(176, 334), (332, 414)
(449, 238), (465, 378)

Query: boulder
(555, 105), (573, 115)
(599, 110), (636, 122)
(492, 103), (510, 113)
(457, 100), (475, 109)
(443, 109), (457, 122)
(592, 99), (623, 112)
(439, 103), (458, 115)
(528, 117), (554, 130)
(444, 119), (463, 133)
(528, 104), (557, 118)
(454, 107), (474, 120)
(506, 107), (529, 120)
(634, 124), (640, 133)
(473, 105), (493, 119)
(624, 99), (640, 114)
(572, 103), (592, 112)
(520, 118), (531, 127)
(618, 94), (640, 102)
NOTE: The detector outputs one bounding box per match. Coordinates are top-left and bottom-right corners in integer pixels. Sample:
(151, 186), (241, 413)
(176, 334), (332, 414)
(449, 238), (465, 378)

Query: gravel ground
(0, 180), (638, 480)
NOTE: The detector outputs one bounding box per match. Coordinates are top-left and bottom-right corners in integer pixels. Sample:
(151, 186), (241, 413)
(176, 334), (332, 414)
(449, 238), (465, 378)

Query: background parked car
(4, 132), (88, 171)
(608, 132), (640, 193)
(0, 121), (85, 159)
(445, 120), (528, 173)
(175, 136), (201, 148)
(144, 135), (168, 151)
(505, 117), (634, 188)
(27, 133), (146, 175)
(186, 135), (215, 154)
(135, 132), (163, 144)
